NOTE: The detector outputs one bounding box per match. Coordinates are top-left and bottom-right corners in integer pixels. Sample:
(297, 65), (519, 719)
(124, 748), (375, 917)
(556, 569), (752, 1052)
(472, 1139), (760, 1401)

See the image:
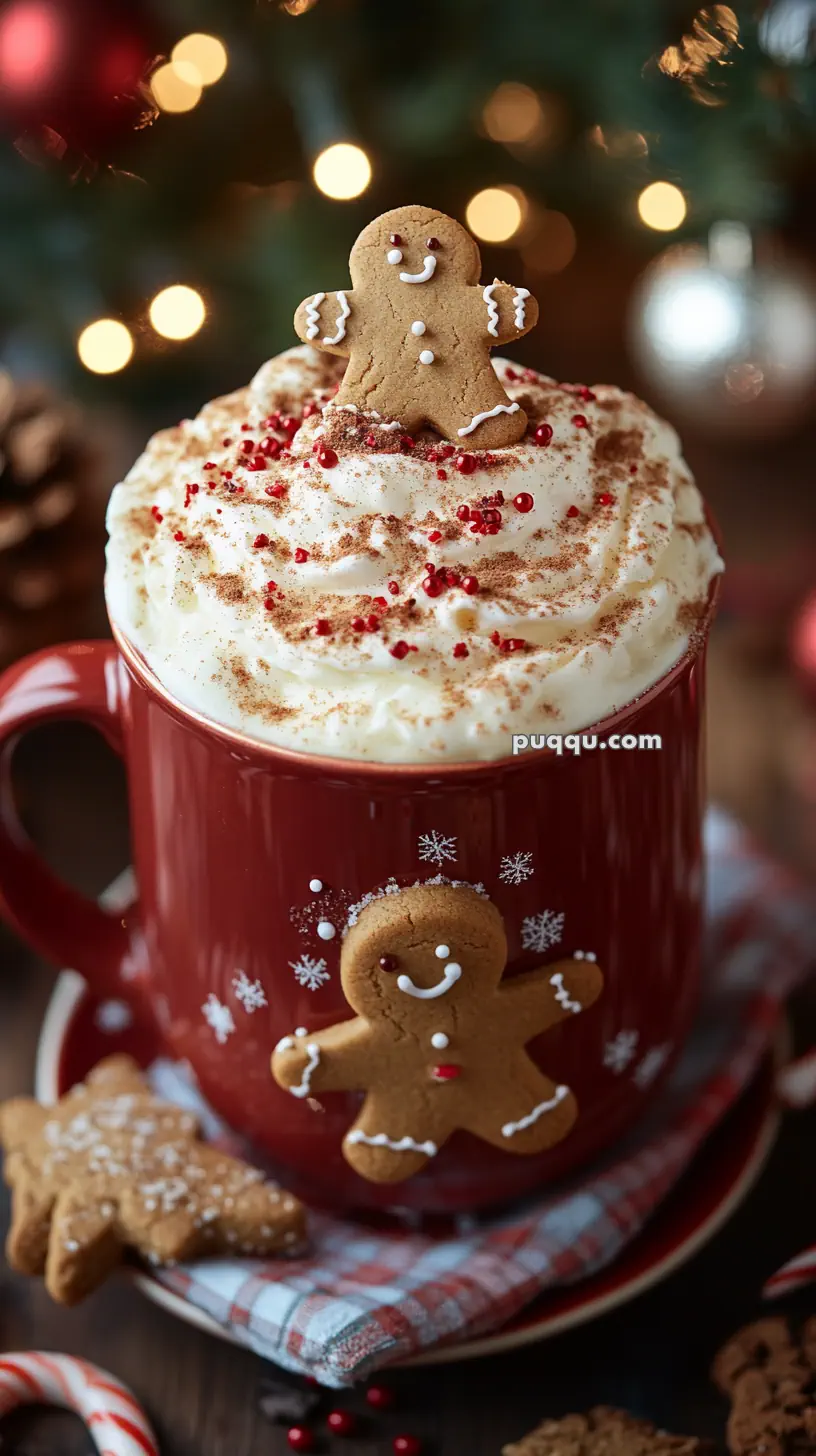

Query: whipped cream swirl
(105, 346), (723, 762)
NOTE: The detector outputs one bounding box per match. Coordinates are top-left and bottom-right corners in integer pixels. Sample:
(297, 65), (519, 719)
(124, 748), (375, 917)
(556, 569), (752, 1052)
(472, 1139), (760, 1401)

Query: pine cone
(0, 371), (109, 665)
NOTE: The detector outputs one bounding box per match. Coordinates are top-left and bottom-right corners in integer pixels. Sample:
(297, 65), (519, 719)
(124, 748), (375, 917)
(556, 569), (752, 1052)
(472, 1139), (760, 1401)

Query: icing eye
(386, 248), (403, 265)
(389, 233), (402, 245)
(426, 237), (441, 250)
(379, 954), (399, 972)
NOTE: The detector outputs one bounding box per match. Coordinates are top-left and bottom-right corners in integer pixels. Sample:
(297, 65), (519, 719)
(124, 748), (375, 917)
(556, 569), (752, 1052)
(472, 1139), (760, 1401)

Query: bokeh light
(465, 187), (525, 243)
(0, 1), (61, 92)
(482, 83), (544, 144)
(312, 143), (371, 200)
(637, 181), (687, 231)
(77, 320), (134, 375)
(171, 33), (228, 86)
(522, 211), (577, 274)
(151, 60), (203, 114)
(149, 285), (207, 341)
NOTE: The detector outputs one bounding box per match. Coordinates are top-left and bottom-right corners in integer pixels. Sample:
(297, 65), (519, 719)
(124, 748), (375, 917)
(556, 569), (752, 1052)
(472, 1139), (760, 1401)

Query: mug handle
(0, 640), (147, 1004)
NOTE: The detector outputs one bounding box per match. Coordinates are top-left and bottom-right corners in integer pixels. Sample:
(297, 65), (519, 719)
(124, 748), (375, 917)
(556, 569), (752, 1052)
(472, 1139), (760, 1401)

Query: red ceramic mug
(0, 582), (718, 1214)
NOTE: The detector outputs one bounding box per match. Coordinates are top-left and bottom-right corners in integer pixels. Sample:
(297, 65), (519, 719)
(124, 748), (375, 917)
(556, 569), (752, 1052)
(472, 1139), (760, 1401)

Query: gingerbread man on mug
(294, 205), (539, 449)
(272, 884), (603, 1184)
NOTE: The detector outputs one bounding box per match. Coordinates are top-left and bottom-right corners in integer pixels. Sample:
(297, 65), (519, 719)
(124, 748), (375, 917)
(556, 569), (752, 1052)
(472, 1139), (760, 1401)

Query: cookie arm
(293, 289), (356, 358)
(271, 1017), (374, 1099)
(480, 279), (539, 347)
(496, 957), (603, 1037)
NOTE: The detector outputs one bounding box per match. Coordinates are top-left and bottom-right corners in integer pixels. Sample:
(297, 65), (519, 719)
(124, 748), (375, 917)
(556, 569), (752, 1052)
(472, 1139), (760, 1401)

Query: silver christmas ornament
(627, 223), (816, 437)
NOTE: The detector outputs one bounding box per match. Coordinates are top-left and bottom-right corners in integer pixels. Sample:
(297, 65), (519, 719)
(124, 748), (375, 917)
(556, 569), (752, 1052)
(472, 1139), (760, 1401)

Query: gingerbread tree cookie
(272, 884), (602, 1184)
(293, 205), (539, 448)
(0, 1055), (305, 1304)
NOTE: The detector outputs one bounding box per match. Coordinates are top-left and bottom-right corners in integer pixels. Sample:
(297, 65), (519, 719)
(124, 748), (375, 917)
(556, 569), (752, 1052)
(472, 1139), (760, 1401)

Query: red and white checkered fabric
(153, 810), (816, 1387)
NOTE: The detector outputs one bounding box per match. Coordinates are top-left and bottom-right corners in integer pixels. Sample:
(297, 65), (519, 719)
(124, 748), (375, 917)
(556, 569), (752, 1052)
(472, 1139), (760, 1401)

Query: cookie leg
(6, 1181), (55, 1276)
(463, 1059), (578, 1157)
(342, 1096), (454, 1184)
(46, 1190), (122, 1305)
(430, 366), (529, 450)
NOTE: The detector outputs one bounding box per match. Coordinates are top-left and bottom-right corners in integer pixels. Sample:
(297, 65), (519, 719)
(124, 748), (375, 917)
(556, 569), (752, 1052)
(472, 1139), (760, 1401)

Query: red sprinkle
(327, 1411), (356, 1437)
(264, 597), (276, 611)
(393, 1438), (422, 1456)
(598, 491), (614, 506)
(365, 434), (378, 447)
(151, 506), (163, 523)
(427, 530), (442, 544)
(373, 595), (388, 609)
(390, 641), (411, 660)
(222, 437), (232, 447)
(351, 617), (366, 632)
(173, 530), (185, 542)
(253, 534), (270, 548)
(534, 422), (553, 446)
(400, 435), (415, 451)
(366, 614), (380, 631)
(222, 471), (234, 480)
(204, 461), (216, 469)
(240, 422), (251, 432)
(578, 385), (597, 402)
(294, 548), (309, 563)
(630, 463), (638, 474)
(287, 1427), (314, 1453)
(248, 456), (268, 471)
(566, 504), (580, 518)
(267, 580), (277, 591)
(313, 619), (331, 636)
(302, 401), (320, 418)
(482, 507), (502, 526)
(437, 468), (448, 481)
(455, 453), (477, 476)
(317, 446), (339, 469)
(439, 444), (455, 460)
(424, 562), (436, 574)
(365, 1385), (395, 1412)
(572, 413), (588, 428)
(240, 440), (255, 453)
(264, 413), (281, 430)
(453, 642), (469, 659)
(461, 576), (479, 595)
(443, 569), (460, 587)
(422, 575), (444, 598)
(490, 630), (502, 646)
(266, 481), (286, 499)
(302, 461), (311, 469)
(505, 367), (518, 382)
(260, 437), (282, 458)
(513, 492), (534, 514)
(388, 580), (400, 595)
(456, 504), (470, 522)
(281, 416), (300, 437)
(500, 637), (527, 653)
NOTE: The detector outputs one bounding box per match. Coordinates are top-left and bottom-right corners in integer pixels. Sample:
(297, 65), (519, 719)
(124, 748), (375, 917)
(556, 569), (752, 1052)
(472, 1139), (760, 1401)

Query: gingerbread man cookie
(271, 884), (602, 1184)
(293, 205), (539, 449)
(0, 1055), (305, 1304)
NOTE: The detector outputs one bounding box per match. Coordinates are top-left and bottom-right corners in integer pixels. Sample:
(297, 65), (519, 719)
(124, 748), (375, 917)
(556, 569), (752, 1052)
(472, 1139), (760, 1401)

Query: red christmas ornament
(365, 1384), (396, 1411)
(287, 1427), (314, 1453)
(327, 1410), (357, 1437)
(513, 492), (534, 513)
(393, 1437), (422, 1456)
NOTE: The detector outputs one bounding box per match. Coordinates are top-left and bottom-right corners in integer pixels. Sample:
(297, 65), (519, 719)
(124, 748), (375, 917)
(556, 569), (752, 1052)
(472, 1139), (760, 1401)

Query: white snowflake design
(603, 1029), (640, 1075)
(499, 850), (535, 885)
(520, 908), (565, 954)
(232, 970), (267, 1014)
(201, 993), (236, 1045)
(418, 830), (458, 867)
(634, 1042), (672, 1089)
(289, 953), (330, 992)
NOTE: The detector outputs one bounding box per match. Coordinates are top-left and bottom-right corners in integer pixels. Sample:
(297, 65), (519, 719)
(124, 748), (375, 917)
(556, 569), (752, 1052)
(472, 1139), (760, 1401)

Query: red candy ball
(422, 575), (444, 598)
(513, 492), (534, 513)
(317, 447), (339, 469)
(327, 1410), (357, 1437)
(455, 453), (477, 475)
(366, 1384), (396, 1411)
(461, 575), (479, 595)
(534, 422), (553, 446)
(287, 1427), (314, 1452)
(394, 1437), (422, 1456)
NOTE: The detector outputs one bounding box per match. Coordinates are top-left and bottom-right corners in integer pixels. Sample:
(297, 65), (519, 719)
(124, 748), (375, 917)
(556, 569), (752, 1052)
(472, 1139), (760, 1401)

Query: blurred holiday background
(1, 0), (816, 867)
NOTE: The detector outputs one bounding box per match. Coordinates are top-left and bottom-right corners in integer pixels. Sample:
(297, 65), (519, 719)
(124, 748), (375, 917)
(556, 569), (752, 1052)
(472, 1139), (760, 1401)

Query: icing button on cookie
(432, 1064), (462, 1081)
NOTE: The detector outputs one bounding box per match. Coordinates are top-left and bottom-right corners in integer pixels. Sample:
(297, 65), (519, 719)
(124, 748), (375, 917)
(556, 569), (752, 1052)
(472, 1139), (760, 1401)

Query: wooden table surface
(1, 419), (816, 1453)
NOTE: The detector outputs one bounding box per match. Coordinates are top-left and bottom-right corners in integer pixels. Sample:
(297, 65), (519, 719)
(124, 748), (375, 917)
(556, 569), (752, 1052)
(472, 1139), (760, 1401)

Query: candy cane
(0, 1352), (159, 1456)
(763, 1244), (816, 1300)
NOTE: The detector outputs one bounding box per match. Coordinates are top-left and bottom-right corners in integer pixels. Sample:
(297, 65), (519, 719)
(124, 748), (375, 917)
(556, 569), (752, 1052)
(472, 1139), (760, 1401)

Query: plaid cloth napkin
(151, 809), (816, 1387)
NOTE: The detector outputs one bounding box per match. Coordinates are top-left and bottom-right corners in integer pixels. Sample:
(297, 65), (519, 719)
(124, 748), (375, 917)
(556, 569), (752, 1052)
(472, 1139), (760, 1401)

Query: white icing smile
(400, 255), (437, 284)
(397, 962), (461, 999)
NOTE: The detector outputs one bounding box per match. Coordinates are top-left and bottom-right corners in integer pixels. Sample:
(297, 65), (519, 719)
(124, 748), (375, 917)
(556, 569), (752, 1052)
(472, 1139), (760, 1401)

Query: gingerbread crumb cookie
(503, 1408), (708, 1456)
(0, 1055), (305, 1305)
(713, 1318), (816, 1456)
